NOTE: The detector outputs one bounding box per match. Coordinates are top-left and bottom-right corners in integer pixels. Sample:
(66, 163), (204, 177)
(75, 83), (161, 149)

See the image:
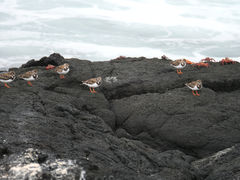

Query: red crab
(219, 57), (237, 65)
(192, 62), (209, 68)
(201, 57), (215, 63)
(116, 56), (126, 60)
(46, 64), (55, 70)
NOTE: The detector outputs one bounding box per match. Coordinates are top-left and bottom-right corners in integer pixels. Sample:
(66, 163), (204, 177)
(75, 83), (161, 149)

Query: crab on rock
(219, 57), (237, 65)
(192, 62), (209, 68)
(200, 57), (215, 63)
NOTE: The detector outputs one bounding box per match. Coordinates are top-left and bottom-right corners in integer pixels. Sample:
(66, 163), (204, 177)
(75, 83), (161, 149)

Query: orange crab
(201, 57), (215, 63)
(192, 62), (209, 68)
(46, 64), (55, 70)
(220, 57), (237, 65)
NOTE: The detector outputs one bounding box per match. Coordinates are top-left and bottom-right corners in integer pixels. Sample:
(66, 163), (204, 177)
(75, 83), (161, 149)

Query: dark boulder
(21, 53), (65, 68)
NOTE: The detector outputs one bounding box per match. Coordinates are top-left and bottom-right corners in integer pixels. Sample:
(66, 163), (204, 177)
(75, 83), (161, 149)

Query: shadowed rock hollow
(0, 53), (240, 180)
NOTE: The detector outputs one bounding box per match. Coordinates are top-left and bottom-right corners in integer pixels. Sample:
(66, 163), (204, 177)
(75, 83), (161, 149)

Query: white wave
(0, 0), (240, 68)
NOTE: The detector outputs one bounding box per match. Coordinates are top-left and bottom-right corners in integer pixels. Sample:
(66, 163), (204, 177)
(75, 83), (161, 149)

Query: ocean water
(0, 0), (240, 70)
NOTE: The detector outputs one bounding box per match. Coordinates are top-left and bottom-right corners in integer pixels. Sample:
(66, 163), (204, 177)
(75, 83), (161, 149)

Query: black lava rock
(0, 54), (240, 179)
(21, 53), (65, 68)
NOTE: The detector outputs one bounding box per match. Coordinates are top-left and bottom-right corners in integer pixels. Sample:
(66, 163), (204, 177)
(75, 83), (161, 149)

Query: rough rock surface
(0, 53), (240, 179)
(192, 144), (240, 180)
(0, 148), (85, 180)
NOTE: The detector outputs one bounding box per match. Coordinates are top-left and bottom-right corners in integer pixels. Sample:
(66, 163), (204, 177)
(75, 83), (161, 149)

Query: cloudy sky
(0, 0), (240, 69)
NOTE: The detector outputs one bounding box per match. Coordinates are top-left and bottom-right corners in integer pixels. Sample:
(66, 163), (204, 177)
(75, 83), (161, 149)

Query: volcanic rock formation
(0, 53), (240, 179)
